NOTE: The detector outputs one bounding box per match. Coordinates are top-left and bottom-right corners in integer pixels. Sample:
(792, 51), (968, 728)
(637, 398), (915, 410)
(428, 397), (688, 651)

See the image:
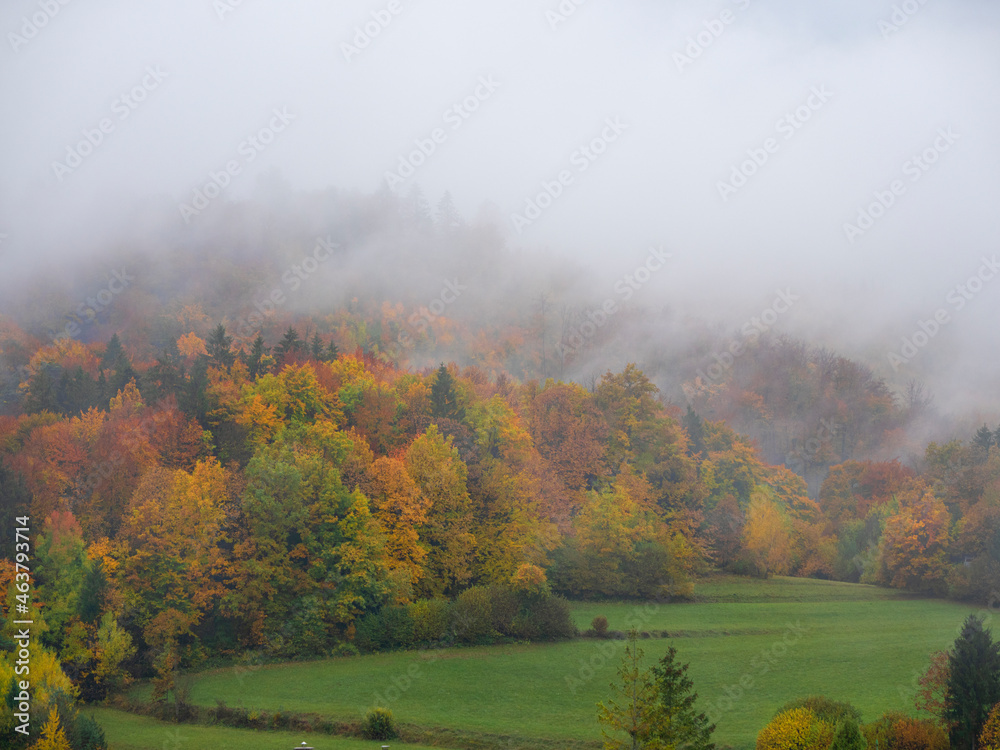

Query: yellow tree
(881, 482), (951, 593)
(362, 456), (431, 593)
(743, 489), (793, 578)
(405, 425), (475, 597)
(29, 706), (71, 750)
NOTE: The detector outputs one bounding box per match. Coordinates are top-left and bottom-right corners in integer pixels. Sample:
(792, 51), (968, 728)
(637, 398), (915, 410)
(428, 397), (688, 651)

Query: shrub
(332, 642), (359, 657)
(893, 717), (949, 750)
(515, 594), (575, 641)
(409, 598), (452, 644)
(981, 703), (1000, 750)
(452, 586), (498, 644)
(758, 708), (835, 750)
(363, 707), (398, 740)
(354, 606), (416, 652)
(592, 615), (609, 636)
(488, 584), (521, 636)
(863, 711), (909, 750)
(831, 718), (867, 750)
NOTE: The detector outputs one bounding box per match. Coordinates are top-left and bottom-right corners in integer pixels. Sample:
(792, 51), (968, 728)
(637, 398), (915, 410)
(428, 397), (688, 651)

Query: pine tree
(99, 333), (124, 371)
(310, 332), (323, 360)
(206, 323), (235, 368)
(247, 334), (267, 379)
(430, 364), (463, 422)
(649, 643), (716, 750)
(683, 406), (707, 459)
(325, 340), (340, 362)
(273, 327), (302, 362)
(435, 191), (464, 233)
(946, 614), (1000, 750)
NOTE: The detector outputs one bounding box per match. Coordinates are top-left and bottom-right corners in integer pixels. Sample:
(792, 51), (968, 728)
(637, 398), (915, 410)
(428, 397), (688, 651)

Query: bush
(863, 712), (909, 750)
(452, 586), (498, 644)
(354, 606), (416, 652)
(521, 594), (575, 641)
(831, 718), (867, 750)
(363, 707), (398, 740)
(592, 615), (609, 635)
(409, 598), (452, 644)
(488, 584), (521, 636)
(757, 707), (835, 750)
(892, 717), (949, 750)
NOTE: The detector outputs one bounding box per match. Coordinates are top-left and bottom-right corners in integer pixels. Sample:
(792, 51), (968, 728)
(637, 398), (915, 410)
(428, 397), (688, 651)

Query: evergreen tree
(325, 340), (340, 362)
(435, 191), (464, 233)
(683, 406), (707, 459)
(99, 333), (124, 371)
(77, 560), (106, 626)
(430, 363), (464, 422)
(310, 332), (324, 360)
(973, 425), (996, 463)
(247, 334), (267, 379)
(649, 643), (716, 750)
(25, 366), (60, 414)
(141, 339), (185, 403)
(273, 327), (302, 362)
(206, 323), (235, 369)
(946, 614), (1000, 750)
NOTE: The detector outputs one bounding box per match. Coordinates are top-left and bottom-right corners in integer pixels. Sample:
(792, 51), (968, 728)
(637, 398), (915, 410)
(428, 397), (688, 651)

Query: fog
(1, 0), (999, 417)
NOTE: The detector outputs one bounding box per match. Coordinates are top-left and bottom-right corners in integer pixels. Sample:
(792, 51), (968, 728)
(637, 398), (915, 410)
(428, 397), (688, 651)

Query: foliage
(756, 707), (834, 750)
(362, 707), (398, 740)
(830, 718), (867, 750)
(946, 615), (1000, 750)
(980, 703), (1000, 750)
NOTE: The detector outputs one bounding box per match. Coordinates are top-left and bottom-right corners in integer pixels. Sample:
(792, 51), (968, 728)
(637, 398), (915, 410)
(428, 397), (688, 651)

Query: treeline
(0, 317), (997, 746)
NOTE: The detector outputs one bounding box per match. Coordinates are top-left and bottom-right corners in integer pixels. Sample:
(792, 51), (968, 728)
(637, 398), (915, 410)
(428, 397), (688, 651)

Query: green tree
(683, 406), (707, 460)
(206, 323), (235, 369)
(946, 614), (1000, 750)
(598, 629), (659, 749)
(830, 718), (867, 750)
(246, 334), (267, 379)
(649, 643), (716, 750)
(430, 363), (464, 422)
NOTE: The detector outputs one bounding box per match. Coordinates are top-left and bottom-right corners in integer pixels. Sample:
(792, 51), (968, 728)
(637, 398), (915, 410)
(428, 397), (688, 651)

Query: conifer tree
(946, 615), (1000, 750)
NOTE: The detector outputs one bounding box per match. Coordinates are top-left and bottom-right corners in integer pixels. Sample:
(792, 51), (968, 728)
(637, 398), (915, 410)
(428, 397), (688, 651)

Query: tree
(742, 490), (792, 578)
(246, 334), (267, 379)
(980, 703), (1000, 750)
(29, 706), (71, 750)
(916, 650), (951, 726)
(310, 332), (324, 360)
(430, 364), (464, 422)
(598, 630), (659, 750)
(206, 323), (235, 369)
(881, 483), (950, 594)
(649, 643), (716, 750)
(830, 718), (867, 750)
(946, 615), (1000, 750)
(683, 406), (707, 460)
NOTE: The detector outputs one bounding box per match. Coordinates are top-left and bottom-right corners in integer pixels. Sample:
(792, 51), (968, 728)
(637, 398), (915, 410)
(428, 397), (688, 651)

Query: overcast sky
(1, 0), (999, 406)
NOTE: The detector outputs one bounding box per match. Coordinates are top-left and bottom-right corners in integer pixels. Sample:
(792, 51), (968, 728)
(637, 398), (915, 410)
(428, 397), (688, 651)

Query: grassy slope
(123, 576), (979, 749)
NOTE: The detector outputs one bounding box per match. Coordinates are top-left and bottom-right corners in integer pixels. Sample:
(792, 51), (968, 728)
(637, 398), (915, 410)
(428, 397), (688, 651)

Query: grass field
(118, 576), (984, 750)
(88, 707), (443, 750)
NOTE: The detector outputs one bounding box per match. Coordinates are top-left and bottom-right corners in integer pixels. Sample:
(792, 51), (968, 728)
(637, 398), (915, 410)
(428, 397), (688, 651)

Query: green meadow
(116, 576), (982, 750)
